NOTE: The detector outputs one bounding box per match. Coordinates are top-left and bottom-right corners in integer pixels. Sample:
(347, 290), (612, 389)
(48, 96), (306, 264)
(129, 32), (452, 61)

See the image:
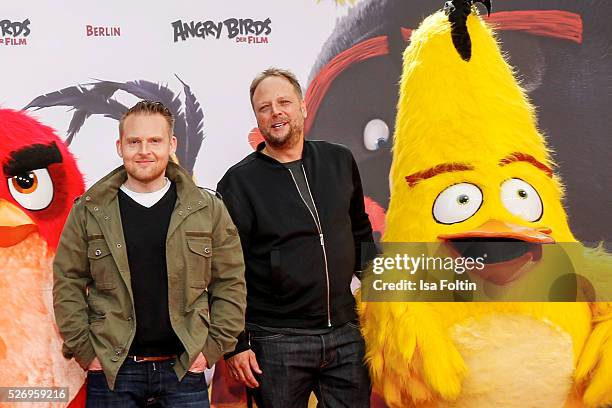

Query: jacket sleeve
(201, 195), (247, 366)
(52, 202), (96, 370)
(217, 178), (254, 358)
(223, 330), (251, 360)
(348, 153), (377, 279)
(217, 180), (253, 253)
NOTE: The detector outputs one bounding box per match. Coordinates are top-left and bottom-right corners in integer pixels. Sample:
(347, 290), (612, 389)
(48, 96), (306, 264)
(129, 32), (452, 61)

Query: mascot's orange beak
(0, 199), (37, 247)
(438, 220), (554, 243)
(438, 220), (554, 285)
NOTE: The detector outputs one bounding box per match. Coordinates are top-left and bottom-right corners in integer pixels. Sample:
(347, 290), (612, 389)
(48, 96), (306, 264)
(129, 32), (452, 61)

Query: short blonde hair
(119, 100), (174, 137)
(249, 67), (303, 105)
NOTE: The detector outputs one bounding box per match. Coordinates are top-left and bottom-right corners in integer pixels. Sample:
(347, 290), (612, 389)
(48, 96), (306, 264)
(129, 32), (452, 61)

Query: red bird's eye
(7, 168), (54, 211)
(11, 172), (39, 194)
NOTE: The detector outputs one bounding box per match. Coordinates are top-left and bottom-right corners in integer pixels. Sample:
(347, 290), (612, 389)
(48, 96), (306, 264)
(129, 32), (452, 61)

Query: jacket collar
(83, 161), (206, 209)
(255, 139), (311, 164)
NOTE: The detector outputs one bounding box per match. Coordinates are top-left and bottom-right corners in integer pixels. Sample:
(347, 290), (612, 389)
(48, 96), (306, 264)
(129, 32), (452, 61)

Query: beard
(260, 118), (304, 149)
(124, 157), (168, 184)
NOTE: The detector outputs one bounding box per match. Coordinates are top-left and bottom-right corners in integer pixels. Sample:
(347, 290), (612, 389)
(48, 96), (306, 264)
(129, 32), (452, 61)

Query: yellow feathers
(386, 10), (570, 244)
(393, 12), (546, 175)
(360, 4), (612, 407)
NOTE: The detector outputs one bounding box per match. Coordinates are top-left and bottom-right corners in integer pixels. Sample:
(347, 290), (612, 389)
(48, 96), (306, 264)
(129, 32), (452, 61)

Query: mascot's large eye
(433, 183), (483, 224)
(500, 178), (542, 222)
(363, 118), (389, 151)
(8, 168), (54, 210)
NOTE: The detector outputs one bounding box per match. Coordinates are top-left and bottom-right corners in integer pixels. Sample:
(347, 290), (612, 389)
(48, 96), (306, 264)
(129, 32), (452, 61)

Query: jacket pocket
(87, 239), (117, 290)
(268, 239), (324, 311)
(186, 237), (212, 289)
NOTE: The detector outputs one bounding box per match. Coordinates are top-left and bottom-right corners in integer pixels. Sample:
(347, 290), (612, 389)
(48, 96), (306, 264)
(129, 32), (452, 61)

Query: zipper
(286, 165), (332, 327)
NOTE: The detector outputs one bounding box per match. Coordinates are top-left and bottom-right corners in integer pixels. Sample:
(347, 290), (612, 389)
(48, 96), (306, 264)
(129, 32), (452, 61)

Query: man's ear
(170, 135), (177, 155)
(301, 100), (308, 119)
(116, 138), (123, 157)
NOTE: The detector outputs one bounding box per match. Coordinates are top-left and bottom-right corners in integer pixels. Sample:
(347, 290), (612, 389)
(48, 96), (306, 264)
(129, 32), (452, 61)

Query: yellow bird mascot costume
(359, 0), (612, 407)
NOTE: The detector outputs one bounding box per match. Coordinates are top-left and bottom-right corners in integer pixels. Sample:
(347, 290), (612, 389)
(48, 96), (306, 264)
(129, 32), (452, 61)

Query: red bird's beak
(0, 199), (37, 247)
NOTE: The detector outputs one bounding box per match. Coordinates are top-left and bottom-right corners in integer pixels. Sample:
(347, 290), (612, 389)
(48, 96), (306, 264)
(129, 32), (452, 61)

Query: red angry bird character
(0, 108), (87, 407)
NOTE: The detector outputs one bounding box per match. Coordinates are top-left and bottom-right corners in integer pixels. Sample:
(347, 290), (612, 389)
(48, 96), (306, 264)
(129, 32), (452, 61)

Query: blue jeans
(86, 359), (209, 408)
(248, 322), (371, 408)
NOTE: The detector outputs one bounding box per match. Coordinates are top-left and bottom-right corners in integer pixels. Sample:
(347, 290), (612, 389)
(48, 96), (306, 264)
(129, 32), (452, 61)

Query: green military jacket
(53, 162), (246, 390)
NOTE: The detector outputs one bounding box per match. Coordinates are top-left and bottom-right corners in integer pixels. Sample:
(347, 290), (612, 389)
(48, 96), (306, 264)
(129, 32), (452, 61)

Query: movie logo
(0, 18), (30, 46)
(172, 18), (271, 44)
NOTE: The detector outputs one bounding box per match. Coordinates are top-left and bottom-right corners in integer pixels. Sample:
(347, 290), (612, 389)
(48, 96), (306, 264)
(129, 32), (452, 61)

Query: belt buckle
(132, 356), (147, 363)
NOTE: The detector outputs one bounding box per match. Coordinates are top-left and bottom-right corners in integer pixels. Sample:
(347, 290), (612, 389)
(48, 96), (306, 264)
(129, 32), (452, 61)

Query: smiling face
(116, 113), (176, 192)
(251, 75), (307, 149)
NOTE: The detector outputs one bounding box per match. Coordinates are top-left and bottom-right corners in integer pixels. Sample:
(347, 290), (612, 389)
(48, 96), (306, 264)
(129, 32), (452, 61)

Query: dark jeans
(249, 322), (371, 408)
(86, 359), (209, 408)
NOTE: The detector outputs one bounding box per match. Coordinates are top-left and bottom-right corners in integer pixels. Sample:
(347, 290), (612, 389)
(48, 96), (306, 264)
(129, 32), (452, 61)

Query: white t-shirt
(119, 178), (171, 208)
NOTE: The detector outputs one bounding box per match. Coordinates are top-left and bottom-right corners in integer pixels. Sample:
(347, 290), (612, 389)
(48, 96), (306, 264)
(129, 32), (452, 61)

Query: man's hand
(226, 350), (262, 388)
(88, 357), (102, 371)
(188, 352), (209, 373)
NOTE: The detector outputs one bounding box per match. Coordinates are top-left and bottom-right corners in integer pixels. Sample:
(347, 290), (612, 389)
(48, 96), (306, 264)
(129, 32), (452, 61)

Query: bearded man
(53, 100), (246, 407)
(217, 68), (375, 408)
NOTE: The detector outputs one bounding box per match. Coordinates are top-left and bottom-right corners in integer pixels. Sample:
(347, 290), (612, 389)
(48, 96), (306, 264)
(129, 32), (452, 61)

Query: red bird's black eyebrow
(3, 142), (63, 177)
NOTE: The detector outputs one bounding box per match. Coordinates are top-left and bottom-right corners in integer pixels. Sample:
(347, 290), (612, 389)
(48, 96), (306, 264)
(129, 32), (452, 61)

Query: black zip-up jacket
(217, 140), (375, 353)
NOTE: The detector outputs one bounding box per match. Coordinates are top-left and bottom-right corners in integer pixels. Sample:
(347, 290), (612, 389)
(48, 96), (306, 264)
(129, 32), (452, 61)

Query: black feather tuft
(445, 0), (473, 61)
(444, 0), (492, 61)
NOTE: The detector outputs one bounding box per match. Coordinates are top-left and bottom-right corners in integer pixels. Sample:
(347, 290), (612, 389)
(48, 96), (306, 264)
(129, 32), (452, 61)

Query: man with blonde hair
(53, 100), (246, 407)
